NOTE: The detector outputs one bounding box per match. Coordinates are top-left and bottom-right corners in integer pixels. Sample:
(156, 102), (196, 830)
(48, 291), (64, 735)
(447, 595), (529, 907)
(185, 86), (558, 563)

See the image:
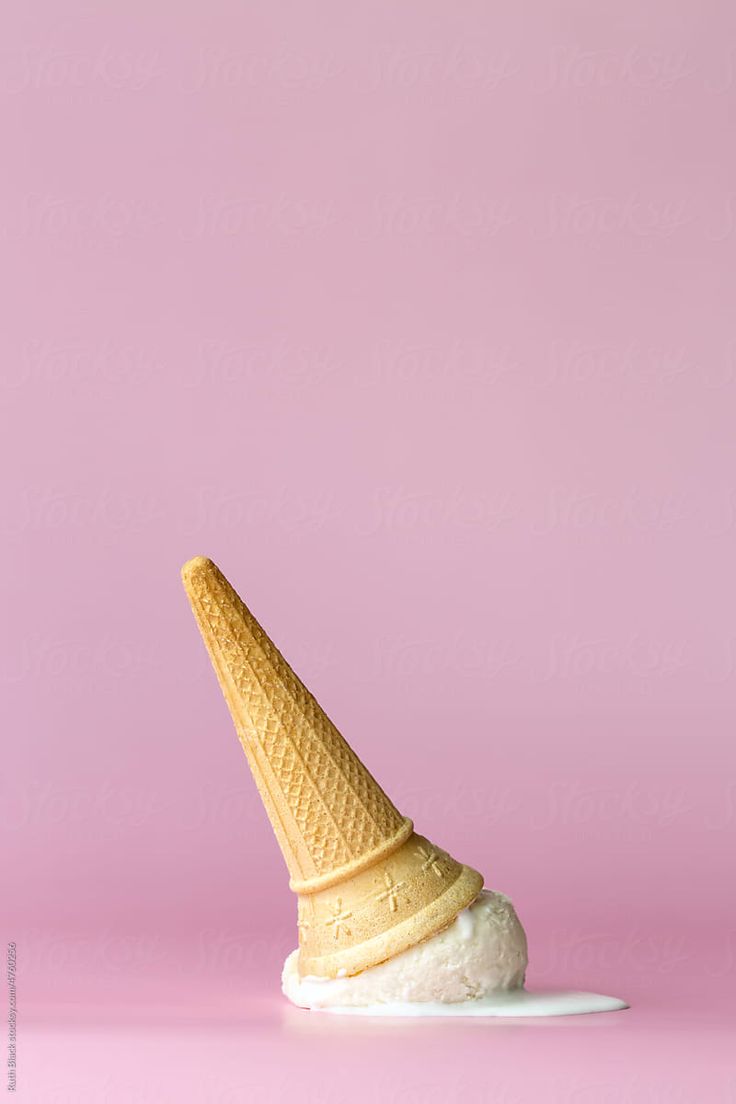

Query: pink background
(2, 1), (735, 1100)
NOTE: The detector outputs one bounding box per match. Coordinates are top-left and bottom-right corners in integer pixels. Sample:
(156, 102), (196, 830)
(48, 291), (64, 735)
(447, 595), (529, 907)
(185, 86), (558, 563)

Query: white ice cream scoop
(283, 890), (627, 1017)
(283, 889), (527, 1008)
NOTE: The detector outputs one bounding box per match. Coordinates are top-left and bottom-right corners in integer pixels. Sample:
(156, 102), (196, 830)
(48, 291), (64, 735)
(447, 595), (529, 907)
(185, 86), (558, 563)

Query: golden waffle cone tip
(181, 556), (483, 978)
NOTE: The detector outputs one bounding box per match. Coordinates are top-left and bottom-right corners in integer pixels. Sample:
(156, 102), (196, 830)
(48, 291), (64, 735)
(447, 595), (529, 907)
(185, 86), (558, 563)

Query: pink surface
(2, 1), (735, 1100)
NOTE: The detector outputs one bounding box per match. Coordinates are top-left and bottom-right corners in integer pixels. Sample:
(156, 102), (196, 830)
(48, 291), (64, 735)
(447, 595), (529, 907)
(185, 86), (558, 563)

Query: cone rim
(298, 864), (484, 978)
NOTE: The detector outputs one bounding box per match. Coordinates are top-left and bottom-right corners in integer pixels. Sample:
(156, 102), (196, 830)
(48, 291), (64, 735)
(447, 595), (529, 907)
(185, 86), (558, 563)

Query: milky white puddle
(310, 990), (628, 1018)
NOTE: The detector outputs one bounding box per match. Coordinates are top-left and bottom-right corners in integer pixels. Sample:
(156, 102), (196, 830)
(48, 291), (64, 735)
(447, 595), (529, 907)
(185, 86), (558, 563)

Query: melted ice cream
(282, 889), (626, 1018)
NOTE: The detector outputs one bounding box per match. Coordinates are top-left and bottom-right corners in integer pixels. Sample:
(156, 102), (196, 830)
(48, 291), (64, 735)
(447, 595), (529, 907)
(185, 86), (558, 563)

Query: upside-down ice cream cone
(181, 556), (483, 978)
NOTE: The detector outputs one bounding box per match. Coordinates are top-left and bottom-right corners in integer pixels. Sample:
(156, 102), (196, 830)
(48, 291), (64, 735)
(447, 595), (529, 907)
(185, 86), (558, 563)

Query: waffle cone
(181, 556), (483, 978)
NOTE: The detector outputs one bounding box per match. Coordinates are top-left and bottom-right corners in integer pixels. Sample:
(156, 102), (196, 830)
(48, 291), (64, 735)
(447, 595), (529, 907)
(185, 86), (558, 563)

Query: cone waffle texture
(181, 556), (483, 978)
